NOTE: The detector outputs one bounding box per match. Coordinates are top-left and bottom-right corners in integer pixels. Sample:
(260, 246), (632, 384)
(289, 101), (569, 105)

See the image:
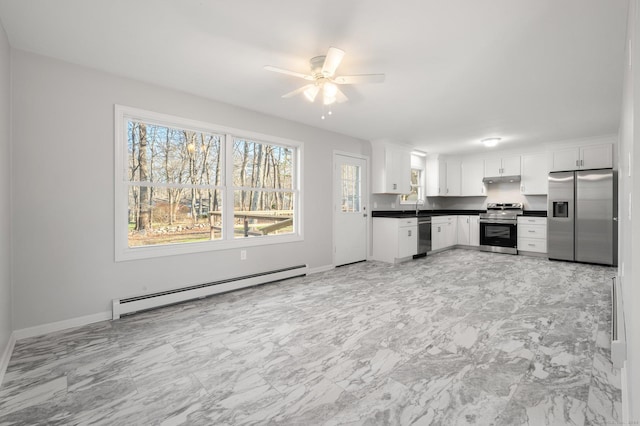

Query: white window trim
(114, 105), (303, 262)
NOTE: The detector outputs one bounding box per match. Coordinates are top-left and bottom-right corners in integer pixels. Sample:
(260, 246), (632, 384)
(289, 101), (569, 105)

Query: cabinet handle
(576, 159), (579, 167)
(408, 230), (412, 237)
(393, 183), (397, 190)
(528, 243), (535, 247)
(438, 226), (441, 232)
(528, 230), (535, 233)
(581, 159), (584, 167)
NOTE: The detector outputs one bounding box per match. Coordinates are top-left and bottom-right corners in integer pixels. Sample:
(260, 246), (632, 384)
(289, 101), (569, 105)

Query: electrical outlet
(240, 250), (247, 260)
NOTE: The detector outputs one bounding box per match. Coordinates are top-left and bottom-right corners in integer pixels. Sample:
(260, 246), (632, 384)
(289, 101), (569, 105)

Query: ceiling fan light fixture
(303, 85), (319, 102)
(322, 82), (338, 105)
(481, 137), (501, 147)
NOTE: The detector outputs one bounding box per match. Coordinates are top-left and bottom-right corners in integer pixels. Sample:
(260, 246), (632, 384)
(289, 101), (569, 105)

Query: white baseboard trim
(0, 332), (16, 386)
(13, 311), (112, 341)
(307, 264), (334, 275)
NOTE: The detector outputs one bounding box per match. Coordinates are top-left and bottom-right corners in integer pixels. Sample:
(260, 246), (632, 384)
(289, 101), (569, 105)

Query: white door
(334, 153), (368, 266)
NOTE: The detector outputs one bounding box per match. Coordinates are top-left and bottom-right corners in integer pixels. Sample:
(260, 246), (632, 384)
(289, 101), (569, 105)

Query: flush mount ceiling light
(264, 47), (385, 117)
(481, 137), (501, 147)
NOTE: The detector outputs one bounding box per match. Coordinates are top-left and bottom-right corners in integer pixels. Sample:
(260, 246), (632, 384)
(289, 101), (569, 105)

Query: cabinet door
(457, 216), (470, 245)
(386, 146), (411, 193)
(521, 153), (548, 195)
(461, 159), (486, 196)
(426, 156), (443, 196)
(445, 160), (461, 196)
(432, 223), (444, 250)
(501, 156), (521, 176)
(398, 225), (417, 258)
(469, 216), (480, 246)
(484, 158), (502, 177)
(445, 218), (458, 248)
(551, 147), (580, 172)
(581, 144), (612, 169)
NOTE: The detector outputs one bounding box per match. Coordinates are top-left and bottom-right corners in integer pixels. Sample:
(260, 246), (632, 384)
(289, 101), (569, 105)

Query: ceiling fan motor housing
(310, 55), (328, 78)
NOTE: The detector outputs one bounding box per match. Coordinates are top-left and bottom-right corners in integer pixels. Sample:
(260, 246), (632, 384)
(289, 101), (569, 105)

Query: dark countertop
(372, 209), (548, 218)
(372, 209), (485, 218)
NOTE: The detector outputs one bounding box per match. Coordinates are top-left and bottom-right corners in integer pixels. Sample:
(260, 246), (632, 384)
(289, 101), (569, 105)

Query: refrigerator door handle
(613, 217), (618, 221)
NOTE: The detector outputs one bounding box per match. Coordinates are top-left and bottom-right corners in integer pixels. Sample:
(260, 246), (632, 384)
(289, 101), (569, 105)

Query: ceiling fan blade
(334, 74), (386, 84)
(321, 47), (345, 77)
(335, 87), (349, 103)
(264, 65), (315, 81)
(282, 84), (317, 100)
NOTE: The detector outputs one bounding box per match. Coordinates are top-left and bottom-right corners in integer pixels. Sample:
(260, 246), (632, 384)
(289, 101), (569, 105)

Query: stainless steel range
(479, 202), (523, 254)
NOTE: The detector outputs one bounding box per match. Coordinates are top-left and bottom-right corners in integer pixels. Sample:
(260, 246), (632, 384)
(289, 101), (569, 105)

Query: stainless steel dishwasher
(415, 217), (432, 257)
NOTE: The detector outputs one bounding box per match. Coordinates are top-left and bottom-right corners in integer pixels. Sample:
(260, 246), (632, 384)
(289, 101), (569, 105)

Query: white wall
(10, 50), (370, 330)
(0, 21), (12, 360)
(619, 0), (640, 420)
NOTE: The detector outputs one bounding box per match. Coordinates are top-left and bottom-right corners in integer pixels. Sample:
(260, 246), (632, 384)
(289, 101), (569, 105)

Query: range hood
(482, 175), (521, 184)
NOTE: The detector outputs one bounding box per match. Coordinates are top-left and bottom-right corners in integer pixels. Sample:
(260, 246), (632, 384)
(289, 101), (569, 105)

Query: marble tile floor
(0, 249), (622, 425)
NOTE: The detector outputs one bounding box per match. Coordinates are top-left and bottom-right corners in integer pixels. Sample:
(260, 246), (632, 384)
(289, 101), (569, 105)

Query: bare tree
(137, 123), (150, 231)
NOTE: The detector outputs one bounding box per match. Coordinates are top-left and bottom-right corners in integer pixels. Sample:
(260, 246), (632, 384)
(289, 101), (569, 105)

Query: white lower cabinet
(432, 216), (457, 251)
(456, 215), (480, 247)
(517, 217), (547, 254)
(372, 217), (418, 263)
(469, 216), (480, 246)
(457, 216), (470, 245)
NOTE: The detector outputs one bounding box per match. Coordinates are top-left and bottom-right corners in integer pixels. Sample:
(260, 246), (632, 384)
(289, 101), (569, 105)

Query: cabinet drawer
(517, 224), (547, 239)
(432, 216), (454, 224)
(398, 218), (418, 227)
(518, 238), (547, 253)
(517, 217), (547, 226)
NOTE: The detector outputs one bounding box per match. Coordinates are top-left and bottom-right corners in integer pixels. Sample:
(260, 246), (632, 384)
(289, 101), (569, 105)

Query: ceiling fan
(264, 47), (385, 106)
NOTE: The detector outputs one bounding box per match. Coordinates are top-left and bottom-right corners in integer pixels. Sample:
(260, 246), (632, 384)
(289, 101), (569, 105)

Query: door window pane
(341, 164), (361, 213)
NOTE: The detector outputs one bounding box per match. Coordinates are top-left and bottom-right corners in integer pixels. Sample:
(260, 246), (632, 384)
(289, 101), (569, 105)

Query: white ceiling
(0, 0), (629, 154)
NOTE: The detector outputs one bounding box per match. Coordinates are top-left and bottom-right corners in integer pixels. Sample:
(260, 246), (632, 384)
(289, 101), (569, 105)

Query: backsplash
(371, 181), (547, 211)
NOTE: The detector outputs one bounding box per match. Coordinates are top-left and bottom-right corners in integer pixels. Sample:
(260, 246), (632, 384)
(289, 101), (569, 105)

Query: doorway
(334, 152), (369, 266)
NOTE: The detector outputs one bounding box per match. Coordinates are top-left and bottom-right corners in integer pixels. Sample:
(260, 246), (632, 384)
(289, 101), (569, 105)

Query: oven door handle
(479, 219), (517, 225)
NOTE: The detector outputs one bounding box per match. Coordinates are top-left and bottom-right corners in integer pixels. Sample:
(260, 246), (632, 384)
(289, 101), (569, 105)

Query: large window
(401, 153), (426, 204)
(115, 106), (301, 260)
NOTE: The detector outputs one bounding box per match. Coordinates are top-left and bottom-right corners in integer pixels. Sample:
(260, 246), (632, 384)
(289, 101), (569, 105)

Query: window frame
(400, 153), (426, 204)
(115, 105), (303, 261)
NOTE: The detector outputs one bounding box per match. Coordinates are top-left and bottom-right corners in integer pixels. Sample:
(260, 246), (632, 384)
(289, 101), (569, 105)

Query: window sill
(115, 233), (303, 262)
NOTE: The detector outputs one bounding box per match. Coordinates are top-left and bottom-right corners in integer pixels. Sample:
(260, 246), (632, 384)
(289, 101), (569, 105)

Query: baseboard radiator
(112, 265), (307, 319)
(611, 275), (627, 369)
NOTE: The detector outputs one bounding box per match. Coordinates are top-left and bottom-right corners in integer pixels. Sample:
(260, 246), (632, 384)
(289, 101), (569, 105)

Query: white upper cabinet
(445, 159), (461, 196)
(550, 143), (612, 172)
(520, 153), (549, 195)
(461, 159), (486, 196)
(426, 155), (460, 196)
(484, 156), (521, 177)
(371, 142), (412, 194)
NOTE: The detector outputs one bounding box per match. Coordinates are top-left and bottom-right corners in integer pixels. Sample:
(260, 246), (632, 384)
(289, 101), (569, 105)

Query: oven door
(479, 221), (517, 254)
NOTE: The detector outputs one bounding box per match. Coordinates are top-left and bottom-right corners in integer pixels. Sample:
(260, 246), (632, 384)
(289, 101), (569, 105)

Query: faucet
(415, 198), (423, 216)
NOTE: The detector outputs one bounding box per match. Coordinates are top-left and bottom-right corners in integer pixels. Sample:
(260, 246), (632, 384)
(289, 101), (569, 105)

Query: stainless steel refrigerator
(547, 169), (617, 266)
